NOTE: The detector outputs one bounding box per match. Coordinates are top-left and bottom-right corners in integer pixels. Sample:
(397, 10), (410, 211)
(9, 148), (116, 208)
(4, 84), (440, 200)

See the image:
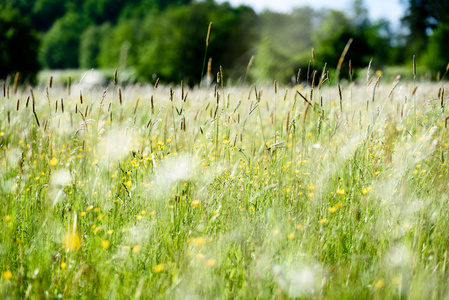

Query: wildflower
(296, 224), (303, 230)
(362, 186), (372, 194)
(319, 218), (327, 224)
(60, 262), (67, 269)
(101, 240), (110, 249)
(328, 206), (337, 213)
(80, 212), (86, 217)
(107, 229), (114, 235)
(307, 183), (315, 191)
(49, 158), (58, 166)
(374, 278), (385, 289)
(335, 202), (343, 209)
(191, 200), (200, 208)
(132, 245), (141, 253)
(2, 270), (12, 280)
(288, 232), (295, 240)
(189, 237), (206, 247)
(63, 232), (81, 251)
(154, 264), (165, 273)
(272, 229), (280, 236)
(205, 259), (217, 266)
(337, 188), (345, 195)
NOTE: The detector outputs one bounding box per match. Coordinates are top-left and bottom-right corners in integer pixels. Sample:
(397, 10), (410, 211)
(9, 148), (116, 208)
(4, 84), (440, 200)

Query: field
(1, 71), (449, 299)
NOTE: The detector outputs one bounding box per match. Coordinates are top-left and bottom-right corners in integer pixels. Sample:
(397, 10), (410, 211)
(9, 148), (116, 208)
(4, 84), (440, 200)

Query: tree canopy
(0, 5), (40, 81)
(3, 0), (449, 84)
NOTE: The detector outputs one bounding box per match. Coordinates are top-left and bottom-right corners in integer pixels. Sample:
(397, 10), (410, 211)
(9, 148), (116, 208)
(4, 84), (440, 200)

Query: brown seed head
(206, 22), (212, 47)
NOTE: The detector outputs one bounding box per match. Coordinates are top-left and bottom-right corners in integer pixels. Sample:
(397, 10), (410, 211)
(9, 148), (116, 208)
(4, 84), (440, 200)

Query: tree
(401, 0), (449, 58)
(250, 7), (318, 83)
(426, 23), (449, 74)
(39, 11), (90, 69)
(313, 10), (372, 80)
(135, 2), (258, 84)
(0, 5), (40, 81)
(79, 23), (112, 68)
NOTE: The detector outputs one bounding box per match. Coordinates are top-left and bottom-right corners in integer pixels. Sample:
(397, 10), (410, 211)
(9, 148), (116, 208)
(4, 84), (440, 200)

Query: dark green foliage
(426, 23), (449, 74)
(39, 11), (90, 69)
(401, 0), (449, 60)
(79, 23), (112, 69)
(134, 2), (258, 84)
(0, 5), (40, 81)
(313, 10), (371, 80)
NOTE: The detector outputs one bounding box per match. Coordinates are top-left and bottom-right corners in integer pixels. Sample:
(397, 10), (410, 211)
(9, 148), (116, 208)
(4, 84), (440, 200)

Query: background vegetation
(2, 0), (449, 84)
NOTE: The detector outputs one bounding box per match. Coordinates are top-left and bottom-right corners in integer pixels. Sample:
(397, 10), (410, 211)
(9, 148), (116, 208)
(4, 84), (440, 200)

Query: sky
(215, 0), (406, 29)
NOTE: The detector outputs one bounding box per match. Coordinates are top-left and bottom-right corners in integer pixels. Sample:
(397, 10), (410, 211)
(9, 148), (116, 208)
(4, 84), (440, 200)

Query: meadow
(0, 69), (448, 299)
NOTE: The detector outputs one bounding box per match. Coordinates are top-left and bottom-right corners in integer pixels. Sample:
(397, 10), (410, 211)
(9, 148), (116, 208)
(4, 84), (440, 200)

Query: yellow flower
(335, 202), (343, 209)
(374, 278), (385, 289)
(60, 262), (67, 269)
(63, 232), (82, 251)
(101, 240), (110, 249)
(2, 270), (12, 280)
(0, 132), (3, 137)
(188, 237), (206, 247)
(296, 224), (303, 230)
(272, 229), (280, 236)
(205, 259), (217, 266)
(319, 218), (327, 224)
(49, 158), (58, 166)
(80, 212), (86, 217)
(328, 206), (337, 213)
(154, 264), (165, 273)
(307, 183), (315, 191)
(107, 229), (114, 235)
(132, 245), (141, 253)
(287, 232), (295, 240)
(337, 188), (345, 195)
(191, 200), (200, 208)
(362, 186), (372, 194)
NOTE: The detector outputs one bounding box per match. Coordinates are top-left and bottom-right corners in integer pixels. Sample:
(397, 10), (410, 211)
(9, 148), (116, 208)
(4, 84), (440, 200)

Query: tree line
(1, 0), (449, 85)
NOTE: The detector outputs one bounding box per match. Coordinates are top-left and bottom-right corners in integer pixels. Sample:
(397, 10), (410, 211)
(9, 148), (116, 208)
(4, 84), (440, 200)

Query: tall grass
(0, 71), (448, 299)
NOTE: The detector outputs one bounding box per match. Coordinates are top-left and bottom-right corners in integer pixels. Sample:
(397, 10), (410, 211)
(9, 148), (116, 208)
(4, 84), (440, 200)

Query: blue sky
(216, 0), (406, 28)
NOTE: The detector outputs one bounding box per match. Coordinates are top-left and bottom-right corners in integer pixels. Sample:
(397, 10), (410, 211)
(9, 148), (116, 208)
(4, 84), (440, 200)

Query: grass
(1, 71), (449, 299)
